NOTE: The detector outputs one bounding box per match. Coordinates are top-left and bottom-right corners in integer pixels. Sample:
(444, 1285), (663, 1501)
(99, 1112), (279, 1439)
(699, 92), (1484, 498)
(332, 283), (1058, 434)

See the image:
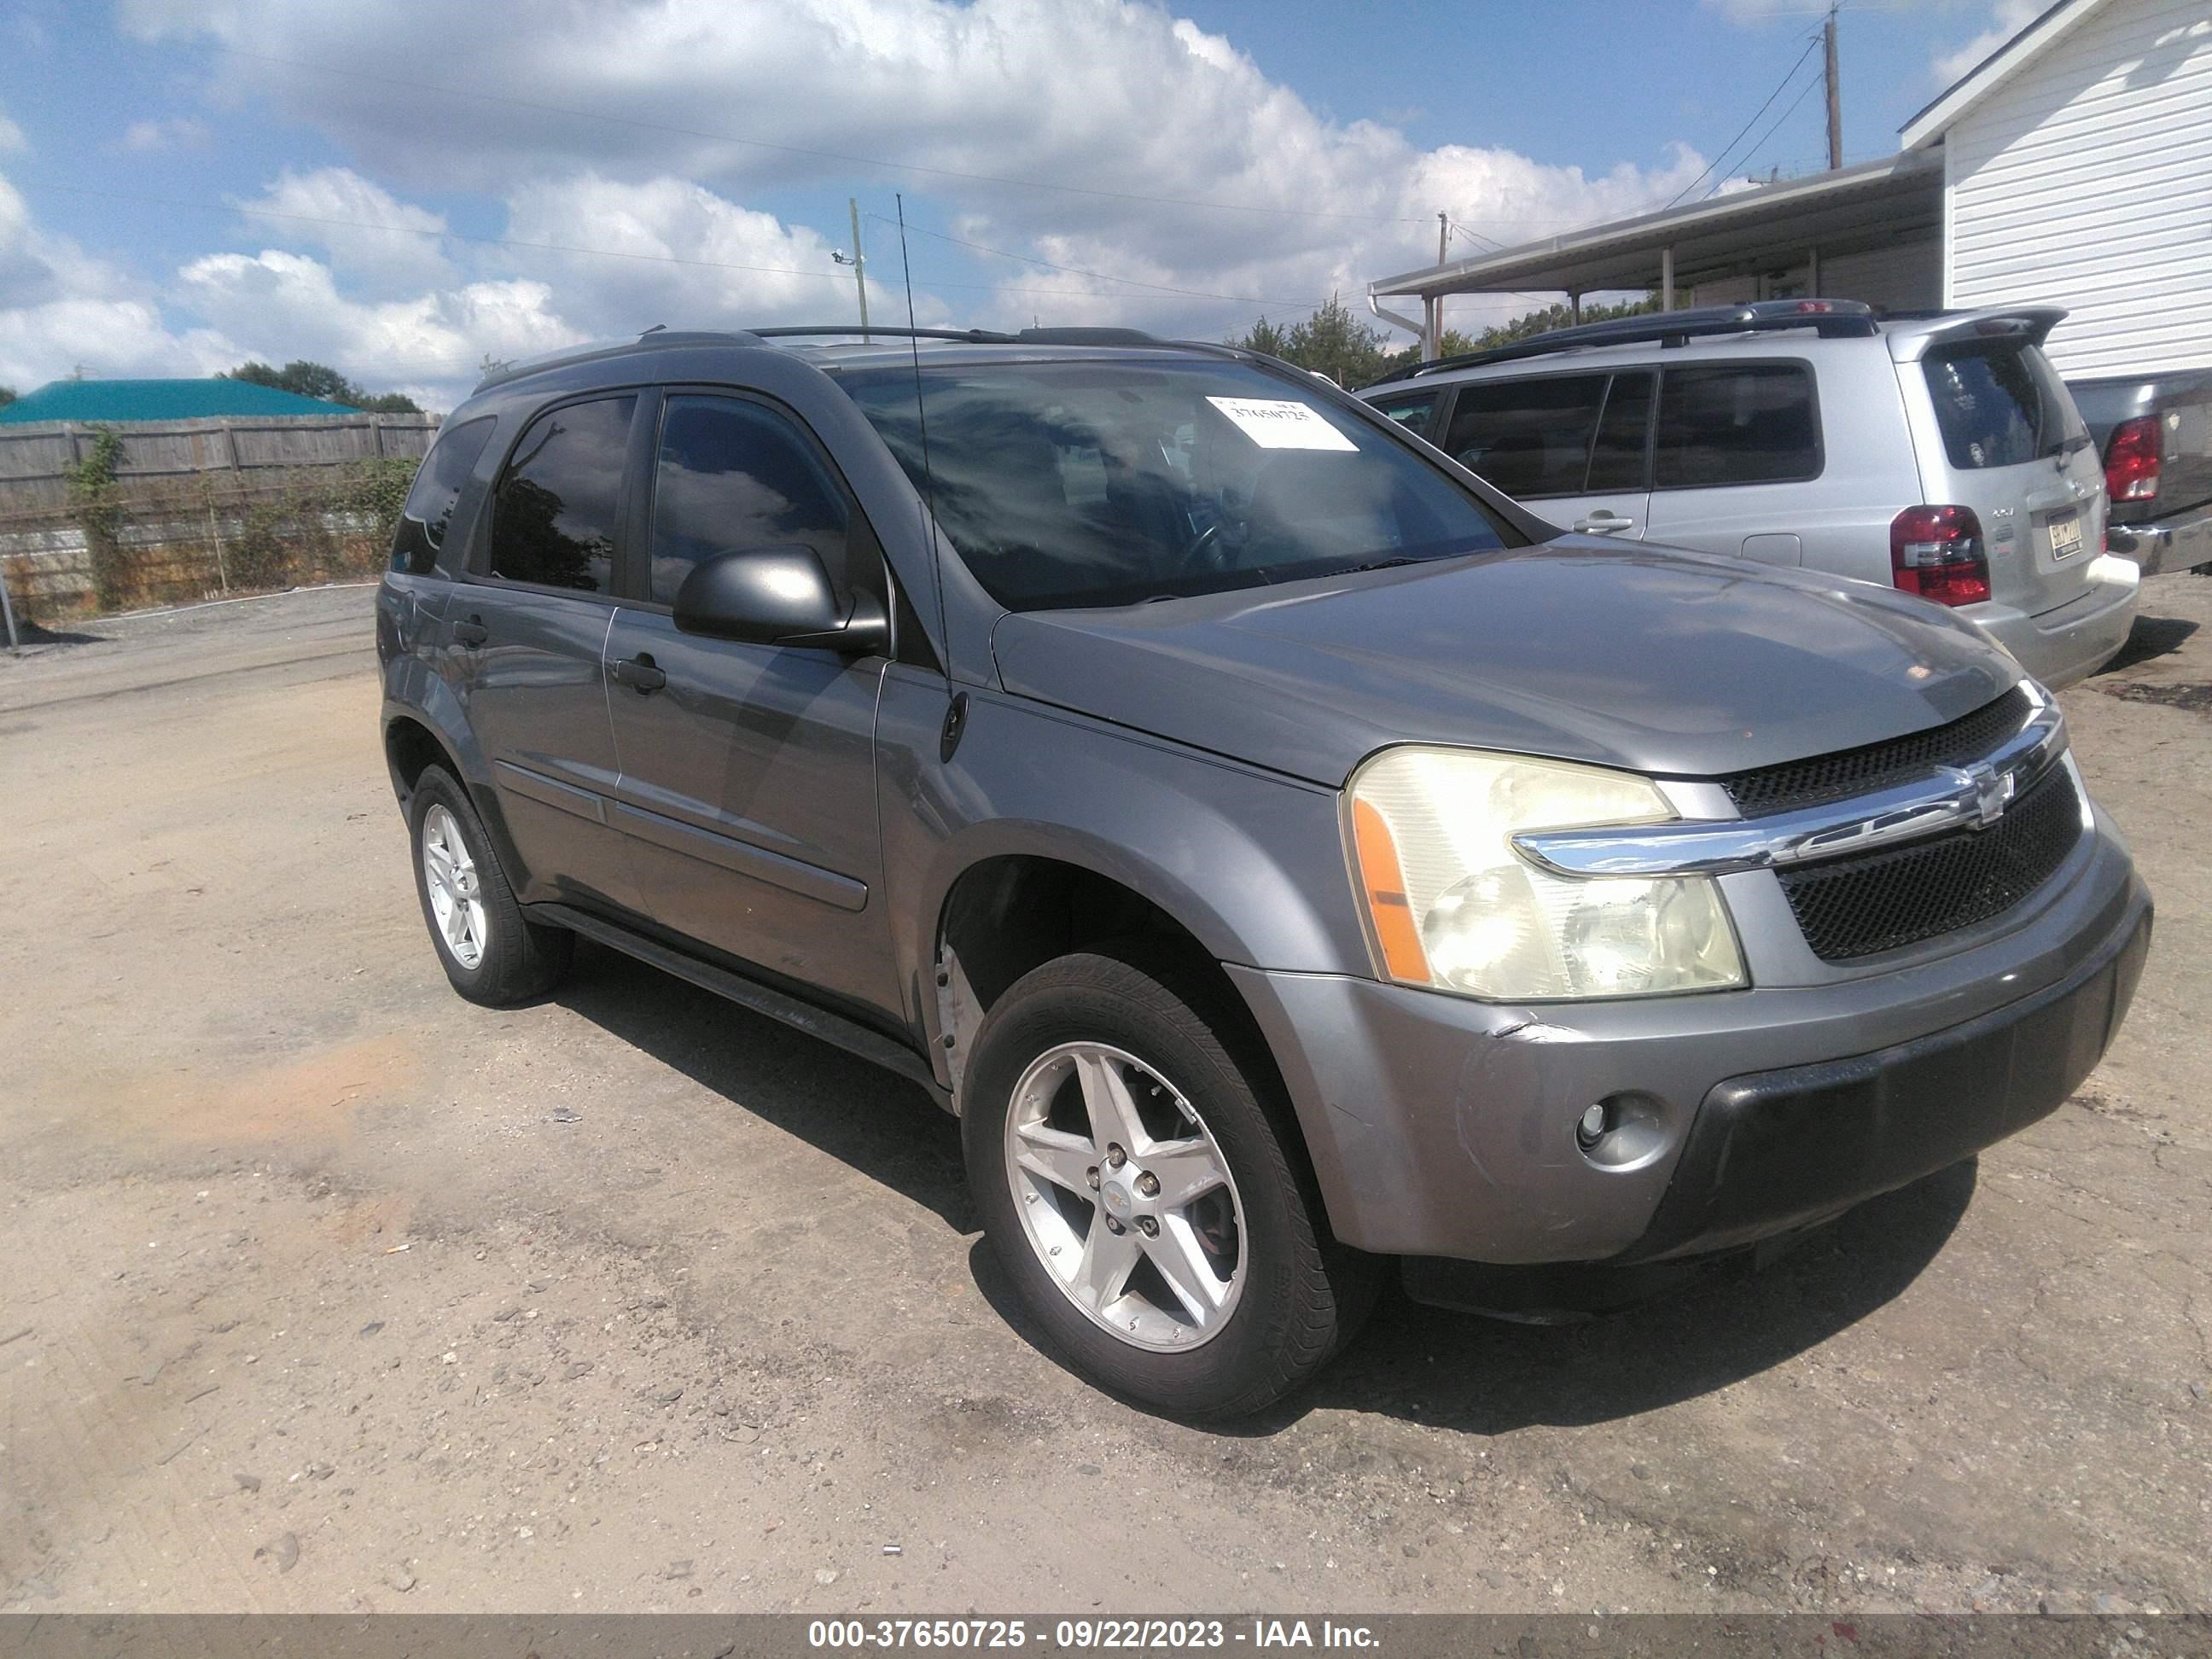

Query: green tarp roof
(0, 379), (360, 424)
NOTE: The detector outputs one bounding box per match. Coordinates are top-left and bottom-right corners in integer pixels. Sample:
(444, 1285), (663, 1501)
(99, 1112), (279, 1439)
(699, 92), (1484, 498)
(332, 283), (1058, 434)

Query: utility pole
(1824, 5), (1843, 171)
(847, 197), (870, 336)
(1429, 211), (1449, 362)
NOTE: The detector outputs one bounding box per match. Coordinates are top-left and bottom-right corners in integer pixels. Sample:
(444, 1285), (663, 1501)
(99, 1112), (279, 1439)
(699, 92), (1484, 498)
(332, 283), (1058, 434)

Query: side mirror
(672, 546), (889, 655)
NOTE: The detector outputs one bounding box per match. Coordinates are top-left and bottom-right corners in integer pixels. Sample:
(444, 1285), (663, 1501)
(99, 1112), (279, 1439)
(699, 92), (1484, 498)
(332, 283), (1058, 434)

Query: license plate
(2048, 511), (2084, 562)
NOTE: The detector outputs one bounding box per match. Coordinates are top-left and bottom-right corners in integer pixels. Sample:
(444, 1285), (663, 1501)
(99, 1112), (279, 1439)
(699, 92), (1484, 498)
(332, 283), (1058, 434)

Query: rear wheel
(408, 765), (572, 1005)
(963, 945), (1376, 1417)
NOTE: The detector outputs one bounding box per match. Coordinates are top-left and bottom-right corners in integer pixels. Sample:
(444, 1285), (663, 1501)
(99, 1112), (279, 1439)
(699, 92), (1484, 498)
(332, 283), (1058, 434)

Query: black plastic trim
(527, 901), (946, 1098)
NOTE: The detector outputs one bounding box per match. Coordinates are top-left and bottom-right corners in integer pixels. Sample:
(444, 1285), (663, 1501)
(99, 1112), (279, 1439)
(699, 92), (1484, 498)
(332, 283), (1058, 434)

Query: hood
(990, 542), (2020, 787)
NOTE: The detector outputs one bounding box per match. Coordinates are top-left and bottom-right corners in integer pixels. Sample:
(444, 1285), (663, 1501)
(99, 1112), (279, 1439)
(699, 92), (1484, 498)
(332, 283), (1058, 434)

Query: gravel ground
(0, 579), (2206, 1616)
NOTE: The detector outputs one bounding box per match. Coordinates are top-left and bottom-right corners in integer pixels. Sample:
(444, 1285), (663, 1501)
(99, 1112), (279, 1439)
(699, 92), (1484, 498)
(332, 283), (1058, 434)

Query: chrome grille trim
(1514, 690), (2064, 881)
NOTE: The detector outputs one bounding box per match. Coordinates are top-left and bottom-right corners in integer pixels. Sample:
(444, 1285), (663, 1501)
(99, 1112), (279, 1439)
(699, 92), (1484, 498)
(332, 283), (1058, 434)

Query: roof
(1367, 149), (1943, 301)
(0, 378), (360, 425)
(1900, 0), (2108, 148)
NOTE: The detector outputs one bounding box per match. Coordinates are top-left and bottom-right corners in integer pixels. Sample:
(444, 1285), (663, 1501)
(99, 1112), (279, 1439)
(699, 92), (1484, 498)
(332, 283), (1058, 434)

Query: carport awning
(1371, 149), (1943, 300)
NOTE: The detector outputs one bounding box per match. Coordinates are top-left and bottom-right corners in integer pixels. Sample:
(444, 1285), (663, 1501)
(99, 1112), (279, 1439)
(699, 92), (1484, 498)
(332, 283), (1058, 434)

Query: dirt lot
(1, 580), (2207, 1617)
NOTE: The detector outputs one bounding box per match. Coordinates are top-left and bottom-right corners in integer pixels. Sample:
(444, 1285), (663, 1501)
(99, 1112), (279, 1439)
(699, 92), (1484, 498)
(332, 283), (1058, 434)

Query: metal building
(1367, 0), (2212, 381)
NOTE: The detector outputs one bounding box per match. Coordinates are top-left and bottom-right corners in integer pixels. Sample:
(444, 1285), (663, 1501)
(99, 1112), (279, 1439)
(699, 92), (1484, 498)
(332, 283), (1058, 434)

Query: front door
(602, 390), (897, 1016)
(451, 393), (642, 913)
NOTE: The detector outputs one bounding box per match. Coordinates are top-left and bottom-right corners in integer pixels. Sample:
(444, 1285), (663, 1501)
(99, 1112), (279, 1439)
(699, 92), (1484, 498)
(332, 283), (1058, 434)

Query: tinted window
(1653, 364), (1819, 488)
(1923, 342), (2075, 470)
(1585, 372), (1655, 492)
(390, 416), (495, 575)
(649, 396), (852, 606)
(488, 396), (636, 592)
(1369, 390), (1439, 438)
(838, 359), (1511, 612)
(1441, 375), (1609, 499)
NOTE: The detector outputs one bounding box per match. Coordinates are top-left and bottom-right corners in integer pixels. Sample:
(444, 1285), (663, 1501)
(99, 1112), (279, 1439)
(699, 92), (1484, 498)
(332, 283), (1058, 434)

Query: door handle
(451, 615), (489, 648)
(612, 653), (667, 694)
(1572, 513), (1635, 534)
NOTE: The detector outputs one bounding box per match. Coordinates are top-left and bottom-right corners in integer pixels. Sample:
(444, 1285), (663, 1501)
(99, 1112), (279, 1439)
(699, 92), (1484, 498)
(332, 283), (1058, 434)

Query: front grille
(1778, 762), (2085, 961)
(1719, 687), (2032, 818)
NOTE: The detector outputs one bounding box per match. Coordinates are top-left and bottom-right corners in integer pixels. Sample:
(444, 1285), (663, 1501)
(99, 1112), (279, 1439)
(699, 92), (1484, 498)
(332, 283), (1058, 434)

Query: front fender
(875, 666), (1377, 1027)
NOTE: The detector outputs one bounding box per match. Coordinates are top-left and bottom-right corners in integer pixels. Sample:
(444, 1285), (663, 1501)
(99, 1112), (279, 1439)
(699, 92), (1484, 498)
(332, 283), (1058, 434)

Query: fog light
(1575, 1102), (1609, 1149)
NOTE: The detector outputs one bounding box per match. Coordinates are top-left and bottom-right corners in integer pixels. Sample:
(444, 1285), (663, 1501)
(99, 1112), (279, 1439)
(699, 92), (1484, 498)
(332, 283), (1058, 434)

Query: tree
(1227, 316), (1291, 358)
(225, 358), (422, 414)
(1438, 294), (1659, 359)
(1227, 294), (1388, 388)
(67, 428), (131, 610)
(0, 385), (15, 410)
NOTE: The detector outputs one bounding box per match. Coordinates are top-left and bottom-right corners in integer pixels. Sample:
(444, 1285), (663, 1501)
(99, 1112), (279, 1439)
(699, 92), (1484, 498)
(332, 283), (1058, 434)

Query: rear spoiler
(1883, 306), (2068, 364)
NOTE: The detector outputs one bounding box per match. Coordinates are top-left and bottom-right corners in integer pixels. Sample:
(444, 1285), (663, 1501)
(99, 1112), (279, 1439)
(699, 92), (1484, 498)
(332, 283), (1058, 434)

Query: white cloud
(119, 116), (210, 153)
(231, 166), (453, 294)
(119, 0), (1705, 340)
(0, 101), (24, 154)
(1935, 0), (2046, 84)
(0, 173), (239, 388)
(176, 247), (582, 405)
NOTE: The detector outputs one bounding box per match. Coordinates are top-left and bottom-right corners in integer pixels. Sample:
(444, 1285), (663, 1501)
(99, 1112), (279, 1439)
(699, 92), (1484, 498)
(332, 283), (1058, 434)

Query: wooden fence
(0, 413), (440, 512)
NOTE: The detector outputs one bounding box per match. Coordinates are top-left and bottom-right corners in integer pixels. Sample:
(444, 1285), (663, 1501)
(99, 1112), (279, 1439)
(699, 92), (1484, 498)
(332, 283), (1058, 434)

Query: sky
(0, 0), (2045, 410)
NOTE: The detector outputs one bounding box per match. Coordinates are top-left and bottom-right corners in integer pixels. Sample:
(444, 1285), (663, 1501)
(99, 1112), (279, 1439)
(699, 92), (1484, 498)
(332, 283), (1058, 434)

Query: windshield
(835, 358), (1514, 610)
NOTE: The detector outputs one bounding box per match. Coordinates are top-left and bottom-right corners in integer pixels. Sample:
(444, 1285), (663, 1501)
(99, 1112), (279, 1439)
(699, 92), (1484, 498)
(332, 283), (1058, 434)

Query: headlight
(1347, 747), (1745, 1000)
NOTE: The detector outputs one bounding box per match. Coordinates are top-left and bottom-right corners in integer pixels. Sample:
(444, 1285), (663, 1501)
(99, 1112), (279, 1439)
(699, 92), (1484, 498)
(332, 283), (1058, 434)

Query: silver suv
(1363, 300), (2139, 690)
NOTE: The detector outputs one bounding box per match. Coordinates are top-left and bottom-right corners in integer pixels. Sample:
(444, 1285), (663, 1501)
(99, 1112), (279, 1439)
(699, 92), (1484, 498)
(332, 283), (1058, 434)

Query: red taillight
(1891, 505), (1989, 607)
(2104, 416), (2161, 503)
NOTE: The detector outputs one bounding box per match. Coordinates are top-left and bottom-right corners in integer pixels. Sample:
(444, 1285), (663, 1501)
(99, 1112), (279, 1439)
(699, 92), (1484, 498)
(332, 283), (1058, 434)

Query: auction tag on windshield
(1205, 397), (1358, 451)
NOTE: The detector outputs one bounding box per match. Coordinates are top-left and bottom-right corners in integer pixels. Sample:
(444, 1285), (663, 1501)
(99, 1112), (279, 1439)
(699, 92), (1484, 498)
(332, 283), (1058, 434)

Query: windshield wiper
(1313, 555), (1425, 579)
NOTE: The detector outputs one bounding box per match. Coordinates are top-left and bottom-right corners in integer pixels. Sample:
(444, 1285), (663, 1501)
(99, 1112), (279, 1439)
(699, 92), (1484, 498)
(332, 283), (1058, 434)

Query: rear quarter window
(1653, 363), (1820, 488)
(389, 416), (496, 576)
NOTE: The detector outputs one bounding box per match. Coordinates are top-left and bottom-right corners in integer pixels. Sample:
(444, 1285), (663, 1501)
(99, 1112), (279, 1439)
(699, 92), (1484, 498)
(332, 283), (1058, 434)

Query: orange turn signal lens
(1352, 797), (1430, 983)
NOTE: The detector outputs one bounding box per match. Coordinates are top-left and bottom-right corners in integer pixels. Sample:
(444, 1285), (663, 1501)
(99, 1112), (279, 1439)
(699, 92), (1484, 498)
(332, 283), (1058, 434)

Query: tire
(963, 942), (1378, 1418)
(408, 764), (573, 1006)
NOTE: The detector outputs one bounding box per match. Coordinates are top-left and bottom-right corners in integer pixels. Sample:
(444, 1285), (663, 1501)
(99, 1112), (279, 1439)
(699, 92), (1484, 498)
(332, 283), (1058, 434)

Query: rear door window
(1368, 389), (1440, 439)
(1923, 342), (2074, 469)
(1653, 364), (1820, 488)
(390, 416), (495, 575)
(488, 396), (637, 593)
(1440, 374), (1610, 500)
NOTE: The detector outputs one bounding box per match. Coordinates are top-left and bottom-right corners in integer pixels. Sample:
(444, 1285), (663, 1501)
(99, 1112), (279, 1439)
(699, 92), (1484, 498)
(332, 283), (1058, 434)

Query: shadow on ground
(2094, 612), (2198, 676)
(551, 940), (975, 1234)
(548, 940), (1973, 1436)
(3, 618), (110, 649)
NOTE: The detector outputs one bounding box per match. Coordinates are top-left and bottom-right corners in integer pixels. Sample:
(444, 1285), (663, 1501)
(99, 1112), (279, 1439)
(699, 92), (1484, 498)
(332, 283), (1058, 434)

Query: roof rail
(752, 325), (1022, 344)
(474, 328), (765, 393)
(1363, 299), (1880, 387)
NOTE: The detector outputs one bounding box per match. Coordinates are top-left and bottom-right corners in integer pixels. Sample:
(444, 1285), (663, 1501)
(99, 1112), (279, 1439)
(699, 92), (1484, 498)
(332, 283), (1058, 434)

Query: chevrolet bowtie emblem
(1939, 761), (2017, 830)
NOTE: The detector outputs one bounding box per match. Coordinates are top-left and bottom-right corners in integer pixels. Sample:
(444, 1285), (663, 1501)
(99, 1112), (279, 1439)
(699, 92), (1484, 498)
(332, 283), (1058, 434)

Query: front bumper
(2106, 501), (2212, 576)
(1227, 819), (2149, 1266)
(1962, 554), (2139, 690)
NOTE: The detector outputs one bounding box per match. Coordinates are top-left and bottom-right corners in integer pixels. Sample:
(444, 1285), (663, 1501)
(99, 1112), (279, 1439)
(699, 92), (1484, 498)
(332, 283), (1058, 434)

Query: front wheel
(963, 946), (1376, 1418)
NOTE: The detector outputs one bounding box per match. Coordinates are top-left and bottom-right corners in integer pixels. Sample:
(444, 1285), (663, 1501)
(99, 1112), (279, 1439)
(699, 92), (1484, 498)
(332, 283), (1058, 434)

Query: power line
(1711, 68), (1827, 197)
(1662, 32), (1824, 209)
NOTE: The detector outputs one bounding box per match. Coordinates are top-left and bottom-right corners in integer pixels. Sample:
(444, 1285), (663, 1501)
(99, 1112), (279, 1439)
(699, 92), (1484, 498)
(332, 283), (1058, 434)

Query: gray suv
(1363, 300), (2139, 690)
(376, 323), (2151, 1417)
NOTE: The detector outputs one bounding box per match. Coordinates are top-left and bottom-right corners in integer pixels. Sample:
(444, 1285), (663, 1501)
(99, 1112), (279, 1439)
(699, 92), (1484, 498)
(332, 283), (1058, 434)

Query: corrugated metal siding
(1946, 0), (2212, 377)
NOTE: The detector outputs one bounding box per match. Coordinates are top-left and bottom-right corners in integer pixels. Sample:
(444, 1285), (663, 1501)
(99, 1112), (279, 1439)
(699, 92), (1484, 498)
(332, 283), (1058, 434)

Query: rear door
(1437, 370), (1650, 538)
(1640, 361), (1823, 566)
(601, 388), (898, 1016)
(451, 393), (643, 914)
(1909, 337), (2104, 618)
